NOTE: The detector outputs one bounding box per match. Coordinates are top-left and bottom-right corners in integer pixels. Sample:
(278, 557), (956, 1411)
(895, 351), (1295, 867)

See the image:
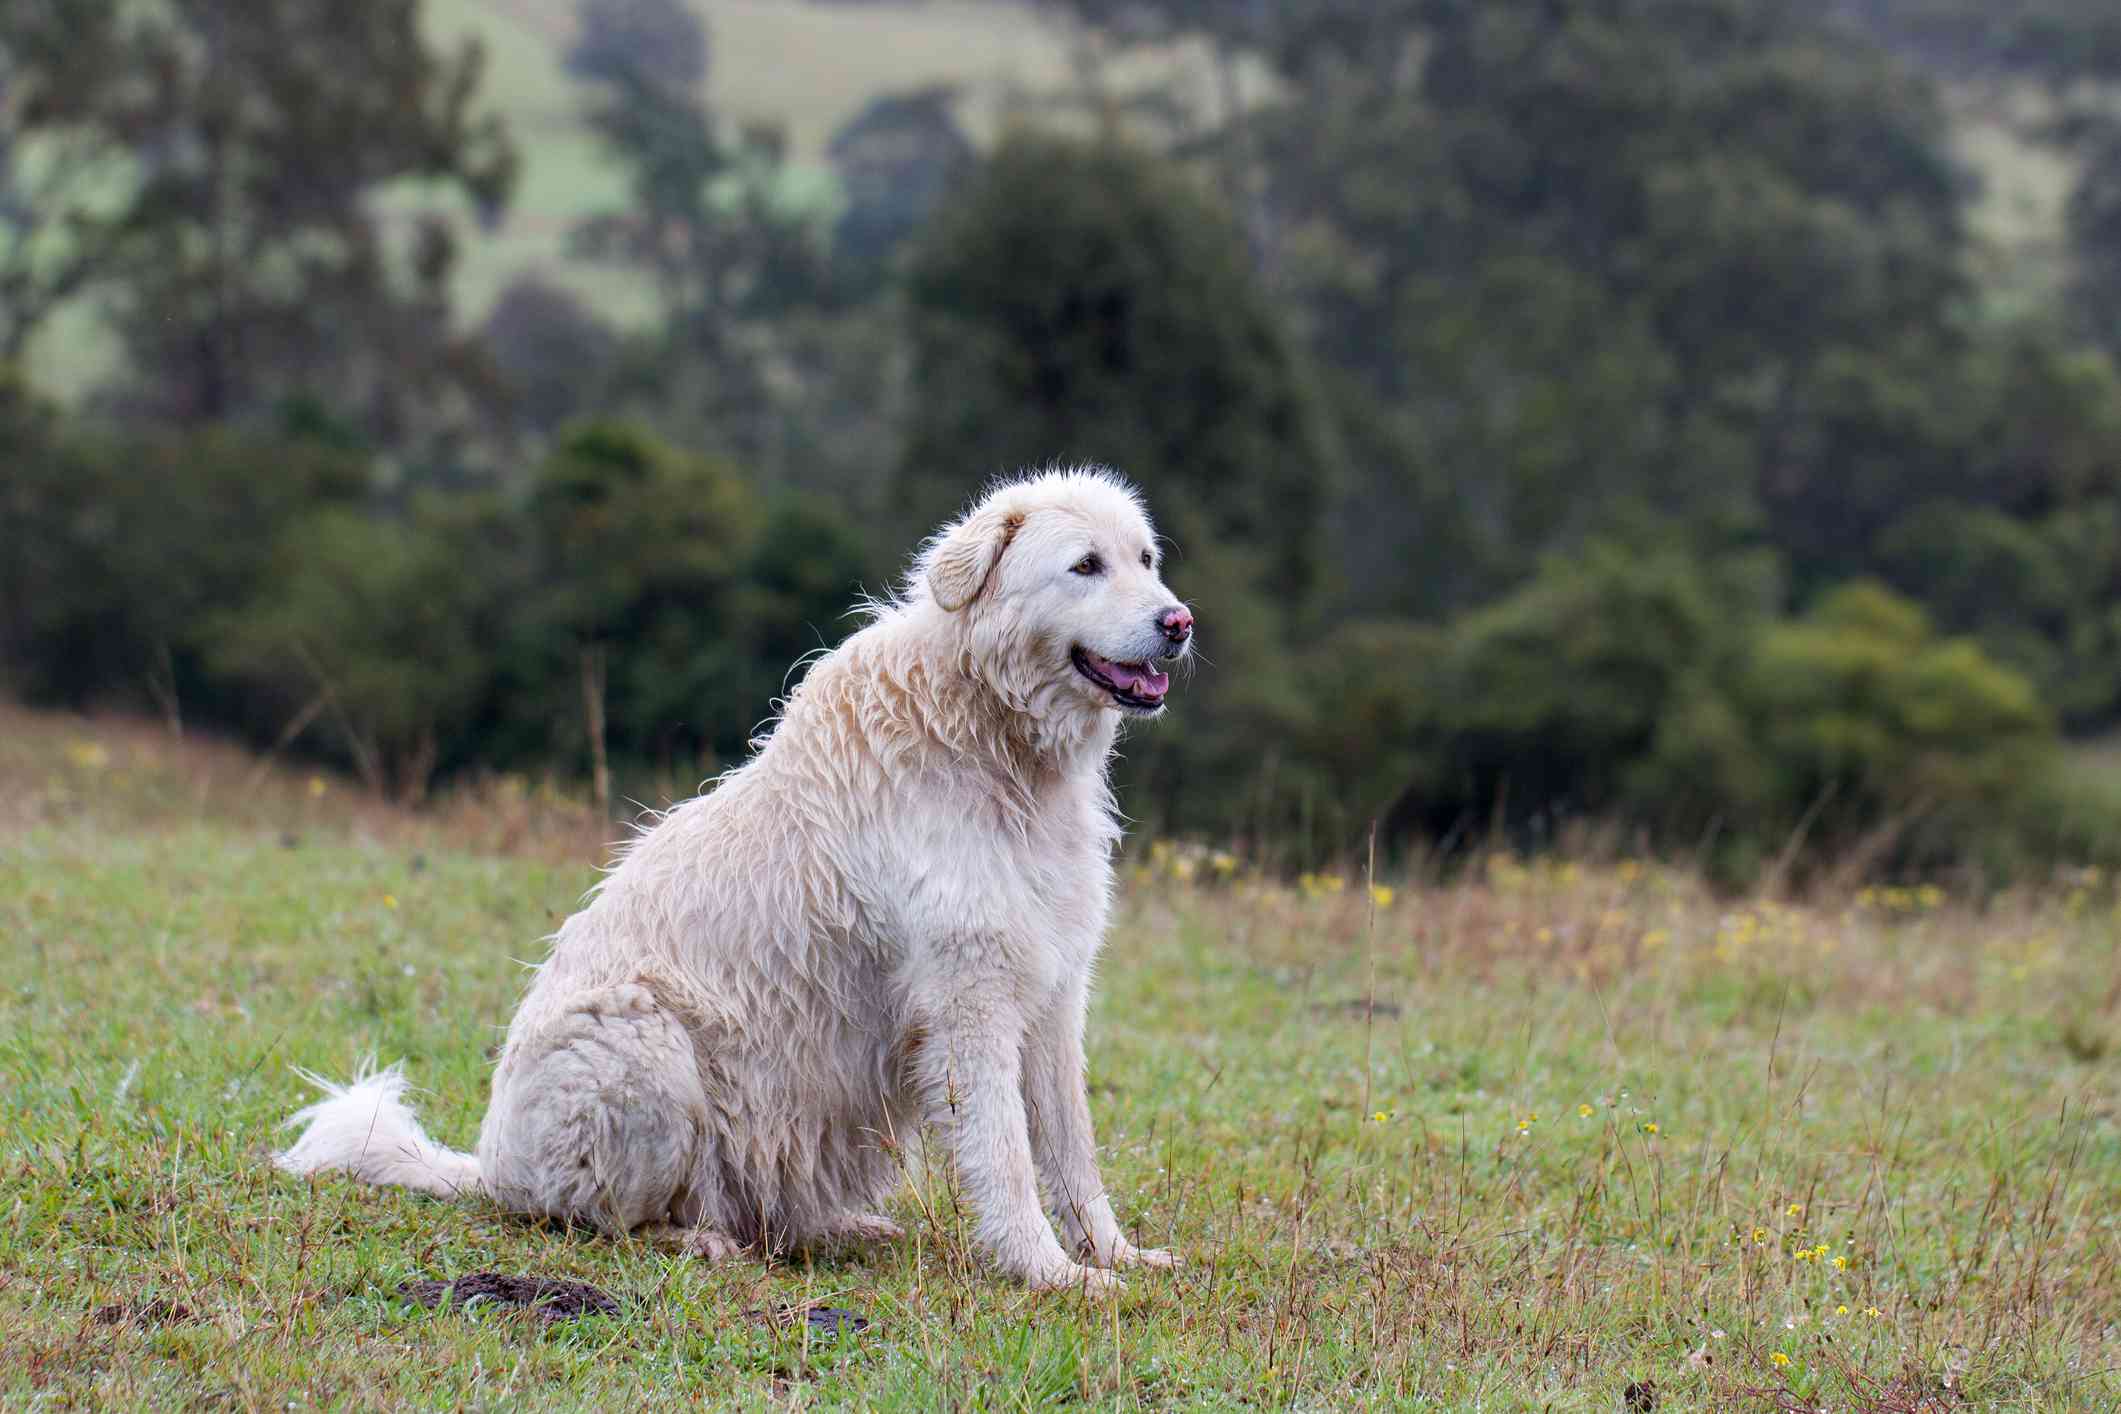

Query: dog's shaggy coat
(278, 469), (1191, 1289)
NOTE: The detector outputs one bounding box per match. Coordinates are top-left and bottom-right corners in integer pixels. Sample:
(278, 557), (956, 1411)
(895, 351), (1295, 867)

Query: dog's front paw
(1113, 1243), (1179, 1270)
(1029, 1261), (1124, 1295)
(1078, 1234), (1180, 1271)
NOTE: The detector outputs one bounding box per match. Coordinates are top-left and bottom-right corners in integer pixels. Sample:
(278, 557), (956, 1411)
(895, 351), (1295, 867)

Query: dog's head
(914, 468), (1194, 723)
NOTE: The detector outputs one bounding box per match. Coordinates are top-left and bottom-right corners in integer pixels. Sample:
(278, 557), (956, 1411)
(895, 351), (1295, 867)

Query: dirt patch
(92, 1298), (196, 1327)
(398, 1272), (622, 1323)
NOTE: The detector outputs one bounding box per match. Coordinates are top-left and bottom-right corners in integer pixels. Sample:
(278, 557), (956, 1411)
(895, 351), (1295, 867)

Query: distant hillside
(21, 0), (2079, 398)
(412, 0), (1251, 323)
(407, 0), (2091, 333)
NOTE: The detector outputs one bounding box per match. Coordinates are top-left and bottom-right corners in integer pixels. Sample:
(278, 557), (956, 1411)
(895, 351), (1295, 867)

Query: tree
(902, 133), (1337, 608)
(567, 0), (710, 94)
(1421, 537), (1782, 847)
(495, 423), (870, 794)
(213, 500), (508, 801)
(1744, 582), (2056, 871)
(571, 70), (829, 466)
(479, 276), (622, 440)
(0, 0), (136, 359)
(826, 86), (973, 274)
(35, 0), (517, 451)
(899, 134), (1343, 840)
(1870, 331), (2121, 728)
(0, 403), (369, 722)
(1046, 0), (1977, 617)
(2067, 120), (2121, 353)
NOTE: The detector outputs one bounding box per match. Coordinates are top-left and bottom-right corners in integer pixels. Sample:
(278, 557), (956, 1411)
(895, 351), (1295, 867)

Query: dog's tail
(274, 1061), (482, 1199)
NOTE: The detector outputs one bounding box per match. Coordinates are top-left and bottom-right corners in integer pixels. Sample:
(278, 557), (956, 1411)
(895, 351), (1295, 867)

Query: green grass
(2, 710), (2117, 1408)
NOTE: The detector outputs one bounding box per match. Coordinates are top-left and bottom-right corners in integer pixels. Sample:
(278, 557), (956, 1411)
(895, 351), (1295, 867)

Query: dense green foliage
(903, 136), (1336, 607)
(7, 0), (2121, 880)
(1, 393), (870, 801)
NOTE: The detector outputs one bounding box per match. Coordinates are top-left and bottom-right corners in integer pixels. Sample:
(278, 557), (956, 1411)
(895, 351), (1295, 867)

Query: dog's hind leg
(476, 982), (722, 1240)
(805, 1212), (906, 1254)
(826, 1212), (905, 1242)
(638, 1223), (747, 1262)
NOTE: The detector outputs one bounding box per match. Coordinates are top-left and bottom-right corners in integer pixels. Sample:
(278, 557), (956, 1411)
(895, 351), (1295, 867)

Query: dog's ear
(925, 504), (1025, 612)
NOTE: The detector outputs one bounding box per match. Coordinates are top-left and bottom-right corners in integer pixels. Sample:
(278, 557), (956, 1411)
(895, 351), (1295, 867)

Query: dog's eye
(1071, 554), (1103, 576)
(1140, 550), (1154, 569)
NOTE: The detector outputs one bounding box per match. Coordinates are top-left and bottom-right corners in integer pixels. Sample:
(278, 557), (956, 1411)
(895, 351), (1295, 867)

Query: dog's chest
(863, 775), (1112, 967)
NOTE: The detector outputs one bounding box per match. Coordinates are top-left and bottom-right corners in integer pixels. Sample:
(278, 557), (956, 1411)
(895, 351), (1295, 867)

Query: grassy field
(1, 704), (2116, 1409)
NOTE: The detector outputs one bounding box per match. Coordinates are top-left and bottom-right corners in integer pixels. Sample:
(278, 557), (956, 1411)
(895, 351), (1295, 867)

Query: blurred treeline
(7, 0), (2121, 883)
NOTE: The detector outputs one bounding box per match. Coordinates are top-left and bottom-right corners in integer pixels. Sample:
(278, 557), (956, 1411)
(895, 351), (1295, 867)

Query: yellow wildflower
(1578, 1103), (1595, 1118)
(1832, 1255), (1848, 1270)
(1370, 884), (1395, 908)
(1835, 1305), (1850, 1316)
(1771, 1352), (1791, 1367)
(1640, 1121), (1659, 1135)
(384, 894), (398, 910)
(1863, 1306), (1883, 1318)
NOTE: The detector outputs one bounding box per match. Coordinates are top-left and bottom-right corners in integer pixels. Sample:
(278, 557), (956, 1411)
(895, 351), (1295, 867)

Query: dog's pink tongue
(1104, 659), (1169, 698)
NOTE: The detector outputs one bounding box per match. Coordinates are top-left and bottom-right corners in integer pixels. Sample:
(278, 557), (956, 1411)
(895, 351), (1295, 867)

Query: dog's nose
(1158, 605), (1193, 645)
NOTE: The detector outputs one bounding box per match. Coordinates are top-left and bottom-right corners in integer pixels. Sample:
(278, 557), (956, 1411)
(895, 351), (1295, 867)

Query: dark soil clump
(398, 1271), (622, 1323)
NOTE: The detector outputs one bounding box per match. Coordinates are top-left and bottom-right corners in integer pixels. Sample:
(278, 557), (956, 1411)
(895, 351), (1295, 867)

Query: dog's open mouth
(1071, 647), (1170, 711)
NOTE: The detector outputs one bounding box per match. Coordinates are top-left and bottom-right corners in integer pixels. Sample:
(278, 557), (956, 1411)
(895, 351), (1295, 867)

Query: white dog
(278, 468), (1193, 1290)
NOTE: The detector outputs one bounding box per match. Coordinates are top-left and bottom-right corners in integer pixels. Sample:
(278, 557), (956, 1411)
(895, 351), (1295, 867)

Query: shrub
(1742, 581), (2057, 871)
(211, 503), (503, 801)
(0, 401), (367, 718)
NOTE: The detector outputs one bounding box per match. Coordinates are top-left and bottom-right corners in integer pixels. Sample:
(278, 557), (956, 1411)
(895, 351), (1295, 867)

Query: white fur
(277, 468), (1190, 1291)
(276, 1063), (481, 1198)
